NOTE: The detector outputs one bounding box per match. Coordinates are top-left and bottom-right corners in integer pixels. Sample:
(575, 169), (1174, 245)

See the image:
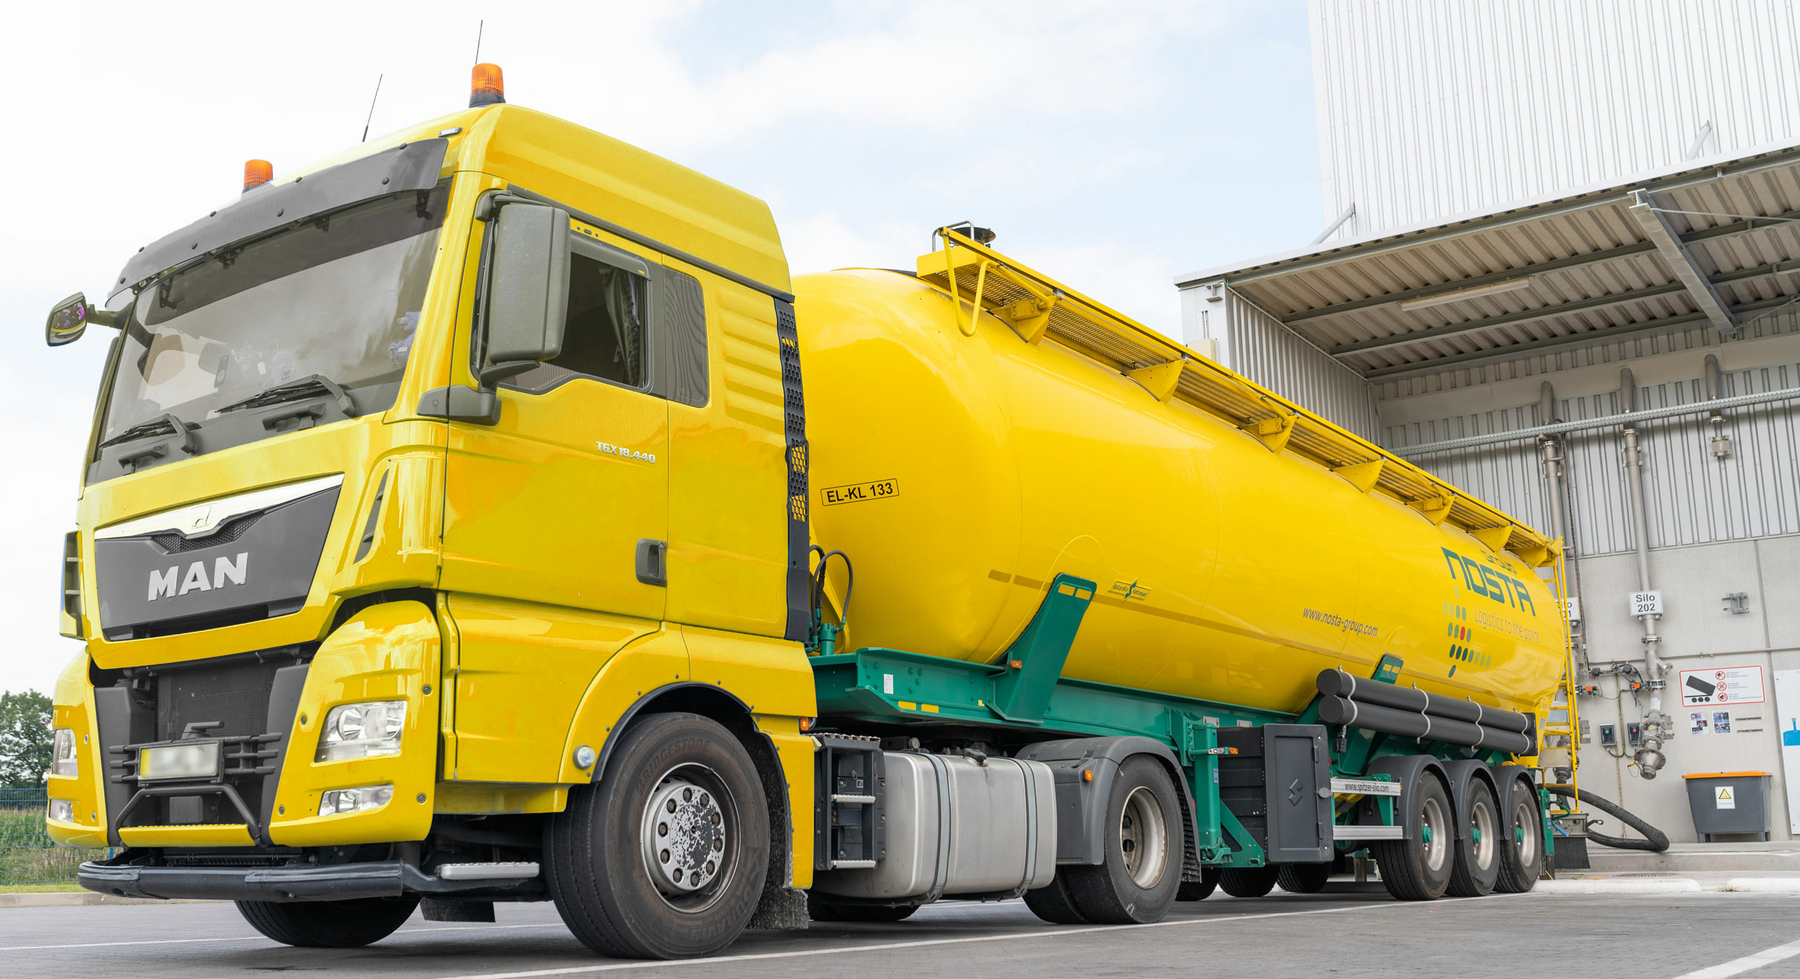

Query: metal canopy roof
(1178, 141), (1800, 380)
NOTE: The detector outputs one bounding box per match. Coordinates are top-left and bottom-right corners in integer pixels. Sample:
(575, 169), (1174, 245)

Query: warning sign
(1680, 665), (1766, 707)
(1716, 785), (1737, 810)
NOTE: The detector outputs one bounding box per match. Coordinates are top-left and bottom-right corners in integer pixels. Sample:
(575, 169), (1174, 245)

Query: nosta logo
(148, 553), (248, 601)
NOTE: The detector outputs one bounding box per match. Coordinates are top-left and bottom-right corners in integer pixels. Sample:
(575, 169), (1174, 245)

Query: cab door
(440, 224), (669, 617)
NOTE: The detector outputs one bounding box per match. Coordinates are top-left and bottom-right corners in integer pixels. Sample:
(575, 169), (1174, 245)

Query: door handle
(636, 539), (667, 587)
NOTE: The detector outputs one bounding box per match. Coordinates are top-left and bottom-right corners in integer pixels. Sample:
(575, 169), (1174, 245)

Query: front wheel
(546, 712), (770, 958)
(235, 896), (418, 947)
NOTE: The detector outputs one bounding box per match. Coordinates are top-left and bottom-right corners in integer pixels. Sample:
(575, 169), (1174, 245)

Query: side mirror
(479, 203), (570, 385)
(45, 292), (115, 347)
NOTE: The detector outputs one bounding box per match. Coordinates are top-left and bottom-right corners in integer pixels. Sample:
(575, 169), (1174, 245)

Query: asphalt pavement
(5, 883), (1799, 979)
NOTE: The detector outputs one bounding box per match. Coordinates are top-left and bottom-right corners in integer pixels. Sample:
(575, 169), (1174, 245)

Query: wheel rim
(1511, 798), (1538, 868)
(1420, 796), (1450, 873)
(1471, 795), (1498, 870)
(1119, 785), (1168, 888)
(639, 763), (736, 913)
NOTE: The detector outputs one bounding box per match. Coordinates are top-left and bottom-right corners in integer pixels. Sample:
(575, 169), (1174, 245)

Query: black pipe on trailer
(1316, 696), (1533, 754)
(1317, 669), (1533, 734)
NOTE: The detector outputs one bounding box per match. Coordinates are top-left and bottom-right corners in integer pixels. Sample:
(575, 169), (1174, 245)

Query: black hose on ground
(1546, 785), (1670, 852)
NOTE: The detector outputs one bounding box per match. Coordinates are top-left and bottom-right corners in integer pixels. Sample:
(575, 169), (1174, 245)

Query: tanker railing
(917, 228), (1560, 571)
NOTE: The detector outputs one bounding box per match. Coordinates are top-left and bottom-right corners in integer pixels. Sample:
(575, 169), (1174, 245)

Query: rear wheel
(1176, 867), (1220, 902)
(1023, 874), (1090, 924)
(1373, 773), (1454, 901)
(235, 896), (418, 947)
(1447, 780), (1502, 897)
(1061, 757), (1183, 924)
(546, 712), (769, 958)
(1275, 862), (1332, 894)
(1494, 777), (1544, 893)
(1218, 867), (1278, 898)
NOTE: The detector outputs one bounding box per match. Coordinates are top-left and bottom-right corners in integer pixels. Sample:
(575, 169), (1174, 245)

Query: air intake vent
(151, 512), (261, 553)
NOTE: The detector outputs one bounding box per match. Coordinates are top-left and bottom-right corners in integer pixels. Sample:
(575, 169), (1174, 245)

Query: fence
(0, 787), (100, 887)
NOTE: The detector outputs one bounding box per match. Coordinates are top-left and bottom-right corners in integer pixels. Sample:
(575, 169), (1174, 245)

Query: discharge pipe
(1546, 785), (1670, 851)
(1315, 670), (1534, 754)
(1618, 369), (1670, 778)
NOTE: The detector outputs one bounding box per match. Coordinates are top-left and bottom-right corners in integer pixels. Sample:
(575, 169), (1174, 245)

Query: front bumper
(78, 857), (541, 903)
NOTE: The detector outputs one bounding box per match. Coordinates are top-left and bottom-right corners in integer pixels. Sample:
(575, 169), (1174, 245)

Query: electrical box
(1627, 722), (1643, 746)
(1599, 724), (1617, 747)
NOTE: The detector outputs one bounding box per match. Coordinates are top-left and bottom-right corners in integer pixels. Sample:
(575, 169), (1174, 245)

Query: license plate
(139, 742), (221, 781)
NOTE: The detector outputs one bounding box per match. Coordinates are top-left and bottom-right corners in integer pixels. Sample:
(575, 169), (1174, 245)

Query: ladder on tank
(1539, 552), (1581, 860)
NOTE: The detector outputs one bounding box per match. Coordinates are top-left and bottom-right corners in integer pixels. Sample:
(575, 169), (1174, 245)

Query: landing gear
(235, 896), (419, 947)
(1494, 777), (1544, 893)
(1448, 779), (1502, 897)
(1372, 774), (1453, 900)
(1054, 757), (1182, 924)
(546, 712), (769, 959)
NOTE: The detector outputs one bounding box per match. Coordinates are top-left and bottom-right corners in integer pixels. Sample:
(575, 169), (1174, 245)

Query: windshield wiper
(98, 412), (195, 451)
(216, 374), (357, 418)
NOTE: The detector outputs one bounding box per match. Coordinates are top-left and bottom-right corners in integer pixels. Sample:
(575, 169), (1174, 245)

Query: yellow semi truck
(42, 67), (1568, 958)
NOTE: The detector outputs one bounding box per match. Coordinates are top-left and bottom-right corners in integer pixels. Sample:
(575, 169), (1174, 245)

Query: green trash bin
(1683, 772), (1773, 842)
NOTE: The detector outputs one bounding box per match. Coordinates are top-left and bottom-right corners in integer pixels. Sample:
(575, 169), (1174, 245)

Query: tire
(1218, 867), (1278, 898)
(1275, 862), (1332, 894)
(235, 896), (418, 947)
(1494, 777), (1544, 894)
(1447, 779), (1502, 897)
(1176, 867), (1220, 902)
(1372, 773), (1454, 901)
(1024, 874), (1090, 924)
(546, 712), (770, 958)
(806, 895), (917, 922)
(1060, 757), (1183, 924)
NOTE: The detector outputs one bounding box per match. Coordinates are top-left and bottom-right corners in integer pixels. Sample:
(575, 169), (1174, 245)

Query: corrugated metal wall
(1182, 286), (1381, 440)
(1310, 0), (1800, 240)
(1380, 312), (1800, 556)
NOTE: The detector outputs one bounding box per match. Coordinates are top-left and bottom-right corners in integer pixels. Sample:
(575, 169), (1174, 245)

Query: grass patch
(0, 882), (85, 893)
(1, 805), (91, 887)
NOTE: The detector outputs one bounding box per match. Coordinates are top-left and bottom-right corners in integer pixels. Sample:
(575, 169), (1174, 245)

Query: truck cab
(45, 71), (818, 957)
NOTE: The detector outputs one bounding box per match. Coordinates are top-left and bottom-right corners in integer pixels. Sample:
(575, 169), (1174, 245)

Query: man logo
(148, 553), (248, 601)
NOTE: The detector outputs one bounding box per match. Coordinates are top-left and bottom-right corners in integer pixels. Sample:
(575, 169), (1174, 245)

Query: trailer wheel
(235, 896), (418, 947)
(1218, 867), (1278, 897)
(1061, 756), (1182, 923)
(1447, 779), (1502, 896)
(1023, 874), (1090, 924)
(1275, 862), (1332, 894)
(546, 712), (769, 958)
(1494, 777), (1544, 893)
(1175, 867), (1219, 902)
(1372, 773), (1453, 900)
(806, 895), (918, 922)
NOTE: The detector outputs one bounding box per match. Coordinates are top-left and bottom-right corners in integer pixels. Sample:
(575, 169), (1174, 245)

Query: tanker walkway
(5, 883), (1799, 979)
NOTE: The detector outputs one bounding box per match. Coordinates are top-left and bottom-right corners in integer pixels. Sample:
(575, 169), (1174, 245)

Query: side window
(659, 267), (708, 407)
(549, 251), (646, 386)
(504, 233), (651, 394)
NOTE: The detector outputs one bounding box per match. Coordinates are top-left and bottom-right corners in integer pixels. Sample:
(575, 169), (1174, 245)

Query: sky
(0, 0), (1322, 696)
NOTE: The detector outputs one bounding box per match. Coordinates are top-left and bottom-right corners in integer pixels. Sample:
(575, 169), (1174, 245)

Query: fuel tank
(794, 268), (1563, 718)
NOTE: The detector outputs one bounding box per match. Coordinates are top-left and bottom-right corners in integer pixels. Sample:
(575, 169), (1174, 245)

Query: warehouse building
(1181, 0), (1800, 843)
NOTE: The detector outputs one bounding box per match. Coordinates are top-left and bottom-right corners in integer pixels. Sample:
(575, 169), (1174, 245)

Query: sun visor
(110, 138), (448, 304)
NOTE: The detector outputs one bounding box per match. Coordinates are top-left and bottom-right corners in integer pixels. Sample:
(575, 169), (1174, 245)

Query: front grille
(156, 656), (285, 741)
(150, 512), (262, 553)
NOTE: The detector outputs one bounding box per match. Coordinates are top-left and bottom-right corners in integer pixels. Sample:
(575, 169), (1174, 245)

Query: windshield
(98, 182), (449, 449)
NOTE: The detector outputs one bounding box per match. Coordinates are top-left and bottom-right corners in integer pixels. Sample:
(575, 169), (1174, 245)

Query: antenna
(360, 74), (384, 143)
(474, 20), (485, 63)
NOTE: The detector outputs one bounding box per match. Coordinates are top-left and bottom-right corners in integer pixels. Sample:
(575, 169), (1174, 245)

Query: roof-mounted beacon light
(242, 159), (274, 193)
(470, 63), (505, 107)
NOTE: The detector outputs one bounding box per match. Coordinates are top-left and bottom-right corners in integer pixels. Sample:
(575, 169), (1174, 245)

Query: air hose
(1546, 785), (1670, 852)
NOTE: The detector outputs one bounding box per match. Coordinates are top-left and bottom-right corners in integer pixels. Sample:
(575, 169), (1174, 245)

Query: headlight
(47, 798), (74, 823)
(319, 784), (393, 816)
(315, 701), (406, 762)
(51, 728), (78, 777)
